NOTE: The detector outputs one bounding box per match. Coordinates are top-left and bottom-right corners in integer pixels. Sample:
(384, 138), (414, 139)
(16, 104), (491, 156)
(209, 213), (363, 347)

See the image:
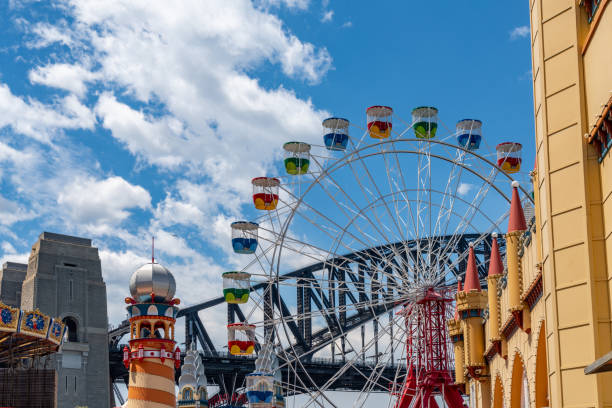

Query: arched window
(154, 322), (166, 339)
(140, 322), (152, 338)
(182, 387), (193, 400)
(62, 317), (78, 342)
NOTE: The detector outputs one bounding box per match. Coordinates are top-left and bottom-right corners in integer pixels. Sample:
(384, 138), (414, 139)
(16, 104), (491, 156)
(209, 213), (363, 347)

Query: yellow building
(453, 1), (612, 406)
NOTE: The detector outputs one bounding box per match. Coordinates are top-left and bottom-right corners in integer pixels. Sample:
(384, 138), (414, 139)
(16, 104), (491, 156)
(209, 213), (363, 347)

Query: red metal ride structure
(395, 287), (466, 408)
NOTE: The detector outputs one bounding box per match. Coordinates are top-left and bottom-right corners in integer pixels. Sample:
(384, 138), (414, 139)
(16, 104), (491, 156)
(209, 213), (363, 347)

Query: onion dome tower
(455, 243), (488, 381)
(177, 346), (209, 407)
(447, 278), (465, 389)
(486, 233), (504, 356)
(123, 260), (181, 408)
(505, 181), (529, 333)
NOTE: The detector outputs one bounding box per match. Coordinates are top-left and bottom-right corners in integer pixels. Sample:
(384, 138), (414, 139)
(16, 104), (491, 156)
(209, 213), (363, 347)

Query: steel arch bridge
(108, 233), (504, 400)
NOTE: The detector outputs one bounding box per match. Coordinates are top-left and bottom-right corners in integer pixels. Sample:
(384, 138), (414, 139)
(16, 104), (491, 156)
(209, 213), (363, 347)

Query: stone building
(452, 1), (612, 406)
(0, 262), (27, 308)
(20, 232), (110, 408)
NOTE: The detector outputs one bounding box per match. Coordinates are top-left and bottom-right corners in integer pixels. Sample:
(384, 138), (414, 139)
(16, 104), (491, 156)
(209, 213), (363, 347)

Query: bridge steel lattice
(108, 234), (503, 399)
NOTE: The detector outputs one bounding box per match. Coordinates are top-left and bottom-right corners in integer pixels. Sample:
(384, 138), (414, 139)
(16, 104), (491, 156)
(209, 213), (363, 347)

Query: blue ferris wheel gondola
(231, 221), (259, 254)
(322, 117), (350, 151)
(456, 119), (482, 150)
(246, 372), (275, 406)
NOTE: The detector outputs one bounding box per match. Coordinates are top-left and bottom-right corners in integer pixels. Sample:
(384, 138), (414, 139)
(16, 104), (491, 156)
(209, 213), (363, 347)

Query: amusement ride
(215, 105), (530, 407)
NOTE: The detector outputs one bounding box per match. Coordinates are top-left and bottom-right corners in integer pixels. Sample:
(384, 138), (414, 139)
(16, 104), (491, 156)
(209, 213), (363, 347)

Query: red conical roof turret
(463, 243), (481, 291)
(508, 181), (527, 233)
(488, 233), (503, 276)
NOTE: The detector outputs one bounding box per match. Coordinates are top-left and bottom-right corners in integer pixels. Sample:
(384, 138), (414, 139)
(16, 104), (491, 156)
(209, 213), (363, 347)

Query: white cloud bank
(1, 0), (333, 326)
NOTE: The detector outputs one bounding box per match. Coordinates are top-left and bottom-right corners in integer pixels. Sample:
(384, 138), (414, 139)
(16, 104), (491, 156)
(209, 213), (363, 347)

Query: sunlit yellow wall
(583, 2), (612, 388)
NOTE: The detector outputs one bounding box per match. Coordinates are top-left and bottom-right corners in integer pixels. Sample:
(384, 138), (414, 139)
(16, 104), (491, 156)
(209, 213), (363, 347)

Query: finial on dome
(492, 232), (498, 238)
(511, 180), (520, 188)
(129, 262), (176, 303)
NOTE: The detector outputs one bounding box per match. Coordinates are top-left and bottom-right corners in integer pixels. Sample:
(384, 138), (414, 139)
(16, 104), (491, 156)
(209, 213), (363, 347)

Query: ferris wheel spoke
(436, 166), (503, 267)
(345, 148), (411, 246)
(338, 153), (421, 277)
(308, 154), (408, 255)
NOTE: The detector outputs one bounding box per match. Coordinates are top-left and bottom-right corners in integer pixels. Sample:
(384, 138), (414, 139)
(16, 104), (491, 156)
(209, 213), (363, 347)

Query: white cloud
(510, 25), (530, 40)
(457, 183), (473, 197)
(29, 64), (99, 97)
(0, 83), (96, 143)
(0, 195), (36, 226)
(27, 22), (74, 48)
(256, 0), (310, 10)
(341, 21), (352, 28)
(321, 10), (334, 22)
(57, 176), (151, 233)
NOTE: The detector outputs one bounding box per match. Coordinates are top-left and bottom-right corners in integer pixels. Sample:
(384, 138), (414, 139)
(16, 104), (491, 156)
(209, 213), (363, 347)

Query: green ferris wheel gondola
(412, 106), (438, 139)
(283, 141), (311, 175)
(222, 271), (250, 304)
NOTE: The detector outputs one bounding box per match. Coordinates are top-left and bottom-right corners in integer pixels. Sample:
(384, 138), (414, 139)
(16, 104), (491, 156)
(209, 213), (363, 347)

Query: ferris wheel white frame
(226, 110), (533, 407)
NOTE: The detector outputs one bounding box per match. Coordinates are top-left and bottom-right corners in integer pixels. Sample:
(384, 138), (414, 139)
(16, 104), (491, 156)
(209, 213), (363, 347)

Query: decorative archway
(535, 323), (548, 407)
(510, 352), (530, 408)
(493, 375), (504, 408)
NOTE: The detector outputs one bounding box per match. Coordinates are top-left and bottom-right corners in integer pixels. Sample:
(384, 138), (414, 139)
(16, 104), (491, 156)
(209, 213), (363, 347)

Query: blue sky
(0, 0), (533, 336)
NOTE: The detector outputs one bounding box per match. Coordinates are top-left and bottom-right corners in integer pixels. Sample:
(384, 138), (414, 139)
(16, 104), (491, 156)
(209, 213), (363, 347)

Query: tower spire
(508, 181), (527, 232)
(488, 233), (503, 276)
(463, 243), (481, 291)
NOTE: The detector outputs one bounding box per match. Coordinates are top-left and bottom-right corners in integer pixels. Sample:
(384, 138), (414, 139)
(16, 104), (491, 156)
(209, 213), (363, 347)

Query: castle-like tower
(177, 347), (209, 407)
(456, 243), (488, 384)
(123, 261), (181, 408)
(19, 232), (110, 408)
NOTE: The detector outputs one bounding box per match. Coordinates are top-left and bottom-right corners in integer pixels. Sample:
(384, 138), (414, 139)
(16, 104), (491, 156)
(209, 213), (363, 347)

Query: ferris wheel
(220, 104), (531, 407)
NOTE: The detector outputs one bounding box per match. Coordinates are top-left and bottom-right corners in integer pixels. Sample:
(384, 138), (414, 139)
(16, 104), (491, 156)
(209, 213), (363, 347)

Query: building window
(182, 388), (193, 400)
(63, 317), (78, 342)
(587, 99), (612, 162)
(581, 0), (602, 22)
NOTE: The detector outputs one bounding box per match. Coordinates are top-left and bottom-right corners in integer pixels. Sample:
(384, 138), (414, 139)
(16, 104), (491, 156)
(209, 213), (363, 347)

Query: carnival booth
(231, 221), (259, 254)
(252, 177), (280, 210)
(227, 323), (256, 355)
(223, 272), (251, 304)
(456, 119), (482, 150)
(246, 372), (275, 407)
(322, 117), (349, 151)
(283, 142), (311, 175)
(496, 142), (522, 173)
(412, 106), (438, 139)
(366, 106), (393, 139)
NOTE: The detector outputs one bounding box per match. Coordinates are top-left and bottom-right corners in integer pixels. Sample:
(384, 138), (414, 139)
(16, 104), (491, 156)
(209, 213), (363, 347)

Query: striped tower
(123, 261), (181, 408)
